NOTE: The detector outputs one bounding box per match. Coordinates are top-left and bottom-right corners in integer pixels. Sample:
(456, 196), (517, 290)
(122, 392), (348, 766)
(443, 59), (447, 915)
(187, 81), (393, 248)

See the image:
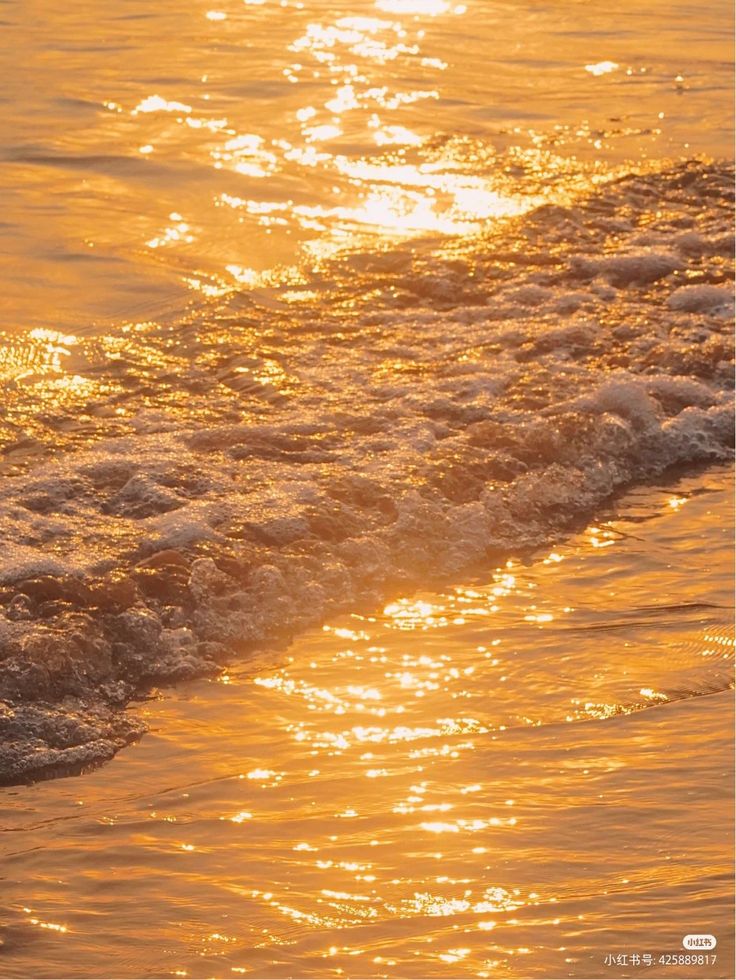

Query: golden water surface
(1, 0), (733, 343)
(1, 469), (733, 978)
(0, 3), (733, 978)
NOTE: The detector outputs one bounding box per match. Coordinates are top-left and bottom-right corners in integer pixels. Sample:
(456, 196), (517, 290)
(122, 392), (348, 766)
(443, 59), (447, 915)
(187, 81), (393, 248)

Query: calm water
(0, 0), (733, 337)
(0, 468), (733, 978)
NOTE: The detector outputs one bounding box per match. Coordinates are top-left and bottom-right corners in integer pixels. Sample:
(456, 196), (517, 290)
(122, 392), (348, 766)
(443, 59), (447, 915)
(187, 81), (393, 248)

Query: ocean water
(0, 468), (733, 978)
(0, 0), (733, 337)
(0, 1), (734, 973)
(0, 0), (734, 772)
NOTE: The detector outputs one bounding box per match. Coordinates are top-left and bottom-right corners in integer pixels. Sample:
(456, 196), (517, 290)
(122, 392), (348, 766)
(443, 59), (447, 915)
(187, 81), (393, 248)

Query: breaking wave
(0, 159), (733, 782)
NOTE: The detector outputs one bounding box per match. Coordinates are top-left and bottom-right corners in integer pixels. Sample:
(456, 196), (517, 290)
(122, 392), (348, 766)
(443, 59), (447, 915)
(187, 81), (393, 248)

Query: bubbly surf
(0, 0), (733, 784)
(0, 159), (734, 782)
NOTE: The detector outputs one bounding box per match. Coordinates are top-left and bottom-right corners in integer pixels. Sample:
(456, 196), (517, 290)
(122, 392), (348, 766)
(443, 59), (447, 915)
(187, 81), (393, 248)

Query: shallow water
(0, 0), (733, 337)
(1, 467), (733, 979)
(0, 2), (734, 967)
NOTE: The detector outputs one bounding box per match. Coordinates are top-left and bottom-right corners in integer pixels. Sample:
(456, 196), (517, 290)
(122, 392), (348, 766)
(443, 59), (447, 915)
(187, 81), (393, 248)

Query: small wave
(0, 160), (733, 783)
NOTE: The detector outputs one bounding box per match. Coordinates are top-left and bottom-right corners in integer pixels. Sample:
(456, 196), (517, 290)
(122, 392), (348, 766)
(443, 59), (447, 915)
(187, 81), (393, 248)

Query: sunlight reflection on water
(0, 470), (732, 978)
(0, 0), (732, 339)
